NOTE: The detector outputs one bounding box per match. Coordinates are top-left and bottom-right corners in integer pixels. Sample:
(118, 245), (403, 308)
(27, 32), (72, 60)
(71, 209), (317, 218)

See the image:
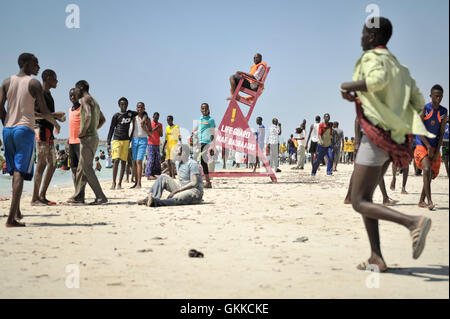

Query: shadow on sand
(386, 265), (449, 282)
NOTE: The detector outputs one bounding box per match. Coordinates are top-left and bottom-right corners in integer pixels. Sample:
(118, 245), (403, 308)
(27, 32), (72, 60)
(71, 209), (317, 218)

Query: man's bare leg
(117, 160), (126, 189)
(351, 164), (423, 270)
(390, 163), (396, 191)
(418, 157), (434, 209)
(136, 160), (143, 188)
(130, 161), (138, 188)
(379, 160), (398, 206)
(111, 159), (120, 189)
(6, 171), (26, 227)
(31, 160), (46, 205)
(401, 165), (409, 194)
(39, 158), (56, 203)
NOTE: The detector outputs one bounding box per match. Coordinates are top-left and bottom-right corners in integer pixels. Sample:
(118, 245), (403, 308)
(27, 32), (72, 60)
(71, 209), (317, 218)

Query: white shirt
(311, 123), (320, 143)
(132, 116), (148, 138)
(267, 124), (280, 145)
(297, 131), (306, 147)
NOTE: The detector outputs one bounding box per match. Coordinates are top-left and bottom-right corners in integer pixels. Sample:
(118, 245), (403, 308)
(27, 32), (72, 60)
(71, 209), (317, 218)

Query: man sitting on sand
(137, 144), (203, 207)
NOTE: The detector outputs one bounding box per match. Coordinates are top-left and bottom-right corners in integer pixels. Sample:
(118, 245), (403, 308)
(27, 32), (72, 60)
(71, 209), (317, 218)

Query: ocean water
(0, 144), (233, 197)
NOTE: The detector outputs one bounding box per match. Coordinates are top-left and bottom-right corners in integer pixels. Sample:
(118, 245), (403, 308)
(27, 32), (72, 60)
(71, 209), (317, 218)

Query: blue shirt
(197, 115), (216, 144)
(415, 103), (448, 148)
(256, 124), (265, 148)
(176, 159), (203, 192)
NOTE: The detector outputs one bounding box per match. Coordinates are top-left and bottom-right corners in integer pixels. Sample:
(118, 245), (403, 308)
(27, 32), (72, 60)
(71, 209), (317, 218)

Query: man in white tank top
(130, 102), (150, 189)
(306, 115), (321, 164)
(0, 53), (55, 227)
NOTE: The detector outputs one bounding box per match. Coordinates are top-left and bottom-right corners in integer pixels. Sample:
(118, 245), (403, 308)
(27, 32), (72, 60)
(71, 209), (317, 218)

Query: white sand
(0, 163), (448, 298)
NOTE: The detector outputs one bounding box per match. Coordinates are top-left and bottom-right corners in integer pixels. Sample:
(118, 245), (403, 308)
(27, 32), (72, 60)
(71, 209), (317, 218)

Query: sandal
(411, 216), (432, 259)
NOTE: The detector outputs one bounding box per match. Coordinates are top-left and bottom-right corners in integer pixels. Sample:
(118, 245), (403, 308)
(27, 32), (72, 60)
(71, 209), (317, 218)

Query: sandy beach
(0, 162), (448, 299)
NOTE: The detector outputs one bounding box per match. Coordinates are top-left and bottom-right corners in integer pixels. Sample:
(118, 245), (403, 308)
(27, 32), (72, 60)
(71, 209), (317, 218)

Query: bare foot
(137, 198), (147, 205)
(148, 176), (157, 180)
(6, 220), (26, 227)
(401, 188), (408, 195)
(390, 180), (395, 191)
(116, 185), (122, 190)
(428, 203), (436, 211)
(418, 201), (428, 208)
(356, 254), (388, 272)
(204, 182), (212, 189)
(344, 199), (351, 205)
(110, 184), (116, 190)
(135, 185), (141, 189)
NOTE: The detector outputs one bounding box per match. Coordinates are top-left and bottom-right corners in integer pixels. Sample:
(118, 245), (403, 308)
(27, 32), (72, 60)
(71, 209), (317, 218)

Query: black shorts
(309, 141), (318, 154)
(233, 74), (258, 91)
(69, 143), (80, 169)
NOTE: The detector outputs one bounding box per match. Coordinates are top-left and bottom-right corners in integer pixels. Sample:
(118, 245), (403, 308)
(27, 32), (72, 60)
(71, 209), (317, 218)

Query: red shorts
(35, 127), (54, 144)
(414, 145), (441, 179)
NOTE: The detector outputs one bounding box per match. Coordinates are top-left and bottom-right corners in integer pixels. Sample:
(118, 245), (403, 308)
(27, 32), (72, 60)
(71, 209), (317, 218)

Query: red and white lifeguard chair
(209, 65), (277, 183)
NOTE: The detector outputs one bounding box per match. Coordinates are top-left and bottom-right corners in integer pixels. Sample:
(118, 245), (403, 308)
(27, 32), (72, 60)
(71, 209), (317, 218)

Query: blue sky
(1, 0), (448, 143)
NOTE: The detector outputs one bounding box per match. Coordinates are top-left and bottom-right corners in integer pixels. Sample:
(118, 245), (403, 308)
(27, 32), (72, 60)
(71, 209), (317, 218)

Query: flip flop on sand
(0, 197), (9, 201)
(411, 216), (432, 259)
(356, 260), (387, 272)
(89, 198), (108, 205)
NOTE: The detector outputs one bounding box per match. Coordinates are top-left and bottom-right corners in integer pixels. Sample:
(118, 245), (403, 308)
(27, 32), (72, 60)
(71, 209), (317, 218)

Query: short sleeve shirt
(197, 116), (216, 144)
(267, 124), (280, 144)
(176, 159), (203, 192)
(148, 120), (163, 145)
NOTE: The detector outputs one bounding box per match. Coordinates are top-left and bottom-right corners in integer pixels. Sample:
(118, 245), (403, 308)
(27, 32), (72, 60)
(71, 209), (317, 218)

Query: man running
(0, 53), (57, 227)
(340, 17), (433, 271)
(67, 80), (107, 205)
(415, 84), (448, 210)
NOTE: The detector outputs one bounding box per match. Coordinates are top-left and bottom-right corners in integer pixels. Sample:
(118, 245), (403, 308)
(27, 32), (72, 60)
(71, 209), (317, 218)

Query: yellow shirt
(343, 141), (350, 152)
(347, 141), (354, 153)
(165, 125), (181, 159)
(280, 144), (287, 154)
(353, 48), (434, 144)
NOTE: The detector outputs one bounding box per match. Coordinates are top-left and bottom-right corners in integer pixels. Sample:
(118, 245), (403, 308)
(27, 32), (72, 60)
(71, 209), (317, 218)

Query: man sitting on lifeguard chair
(227, 53), (267, 101)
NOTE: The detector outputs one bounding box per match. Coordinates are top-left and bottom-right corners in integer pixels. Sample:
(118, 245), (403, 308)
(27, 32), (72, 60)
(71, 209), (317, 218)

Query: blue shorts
(131, 137), (147, 161)
(3, 126), (35, 181)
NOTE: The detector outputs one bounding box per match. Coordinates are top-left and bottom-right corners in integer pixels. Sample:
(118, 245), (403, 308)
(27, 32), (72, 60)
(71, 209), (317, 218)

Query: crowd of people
(0, 17), (448, 274)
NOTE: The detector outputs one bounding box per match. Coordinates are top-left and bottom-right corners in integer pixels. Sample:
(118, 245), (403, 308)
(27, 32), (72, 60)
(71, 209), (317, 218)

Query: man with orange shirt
(68, 88), (82, 194)
(227, 53), (267, 100)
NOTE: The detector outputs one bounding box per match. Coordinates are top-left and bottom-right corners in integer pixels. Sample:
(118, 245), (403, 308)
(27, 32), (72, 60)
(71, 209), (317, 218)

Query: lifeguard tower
(209, 66), (277, 183)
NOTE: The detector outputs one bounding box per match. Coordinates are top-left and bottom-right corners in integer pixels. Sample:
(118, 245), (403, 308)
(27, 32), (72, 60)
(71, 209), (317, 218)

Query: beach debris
(152, 236), (166, 240)
(293, 236), (309, 243)
(137, 248), (153, 253)
(188, 249), (204, 258)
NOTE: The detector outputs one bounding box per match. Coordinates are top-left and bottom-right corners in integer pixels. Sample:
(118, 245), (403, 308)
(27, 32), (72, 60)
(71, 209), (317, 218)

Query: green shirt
(352, 48), (435, 144)
(80, 97), (100, 138)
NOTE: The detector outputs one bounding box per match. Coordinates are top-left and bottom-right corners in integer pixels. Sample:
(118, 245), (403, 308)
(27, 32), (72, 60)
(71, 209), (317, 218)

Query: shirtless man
(0, 53), (57, 227)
